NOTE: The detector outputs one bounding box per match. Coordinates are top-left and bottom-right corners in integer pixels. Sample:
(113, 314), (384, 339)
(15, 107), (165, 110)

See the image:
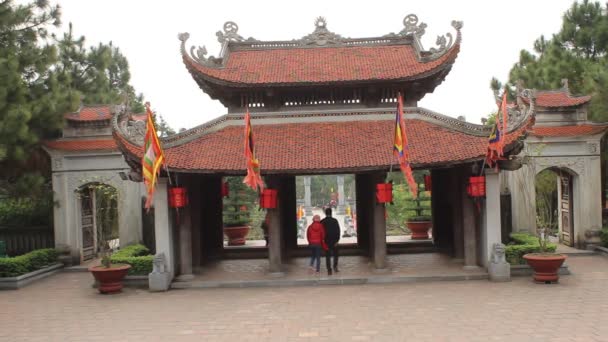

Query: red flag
(394, 93), (418, 198)
(142, 103), (165, 209)
(243, 109), (265, 191)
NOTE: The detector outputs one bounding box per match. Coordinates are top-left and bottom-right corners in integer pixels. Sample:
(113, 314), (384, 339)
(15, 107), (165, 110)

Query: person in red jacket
(307, 215), (327, 274)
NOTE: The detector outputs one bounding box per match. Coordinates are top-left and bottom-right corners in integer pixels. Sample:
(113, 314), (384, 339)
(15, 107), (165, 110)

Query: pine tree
(0, 0), (69, 162)
(491, 0), (608, 122)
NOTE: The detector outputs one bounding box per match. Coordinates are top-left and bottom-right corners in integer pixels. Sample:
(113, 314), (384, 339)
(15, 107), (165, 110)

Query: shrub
(601, 228), (608, 248)
(505, 233), (557, 265)
(0, 248), (59, 277)
(110, 244), (153, 275)
(0, 195), (53, 226)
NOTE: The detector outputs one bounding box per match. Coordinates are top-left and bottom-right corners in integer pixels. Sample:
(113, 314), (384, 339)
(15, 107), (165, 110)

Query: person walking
(321, 208), (341, 275)
(306, 215), (326, 274)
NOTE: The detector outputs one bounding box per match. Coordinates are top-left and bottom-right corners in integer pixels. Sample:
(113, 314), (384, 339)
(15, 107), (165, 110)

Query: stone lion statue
(491, 243), (506, 264)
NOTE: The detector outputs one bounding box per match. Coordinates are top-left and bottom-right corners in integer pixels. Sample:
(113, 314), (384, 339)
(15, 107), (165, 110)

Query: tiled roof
(43, 139), (118, 152)
(533, 91), (591, 108)
(531, 124), (608, 137)
(64, 105), (113, 122)
(183, 43), (460, 86)
(114, 117), (528, 173)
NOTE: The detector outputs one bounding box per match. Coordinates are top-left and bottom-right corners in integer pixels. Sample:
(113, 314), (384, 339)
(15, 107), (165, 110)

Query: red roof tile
(115, 117), (528, 173)
(533, 91), (591, 108)
(44, 139), (118, 151)
(184, 43), (459, 86)
(65, 106), (113, 122)
(531, 124), (608, 137)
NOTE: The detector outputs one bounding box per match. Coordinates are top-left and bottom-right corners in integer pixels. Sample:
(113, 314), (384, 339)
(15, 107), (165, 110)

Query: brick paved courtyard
(1, 255), (607, 342)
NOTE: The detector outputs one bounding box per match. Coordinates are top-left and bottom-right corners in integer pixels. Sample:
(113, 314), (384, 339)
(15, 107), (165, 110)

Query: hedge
(601, 228), (608, 248)
(110, 244), (153, 276)
(0, 248), (58, 277)
(506, 233), (556, 265)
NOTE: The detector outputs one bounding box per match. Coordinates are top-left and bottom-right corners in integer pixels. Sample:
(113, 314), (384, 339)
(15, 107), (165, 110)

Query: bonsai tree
(222, 177), (257, 228)
(406, 177), (432, 222)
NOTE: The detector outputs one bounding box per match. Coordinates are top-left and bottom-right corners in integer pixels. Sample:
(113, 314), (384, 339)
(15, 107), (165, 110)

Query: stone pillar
(355, 174), (372, 253)
(451, 168), (464, 261)
(303, 176), (312, 215)
(118, 180), (143, 247)
(175, 183), (194, 281)
(337, 175), (346, 215)
(267, 177), (284, 274)
(280, 176), (298, 256)
(462, 172), (479, 270)
(190, 177), (202, 267)
(371, 173), (387, 270)
(481, 169), (502, 268)
(150, 178), (175, 291)
(52, 173), (80, 264)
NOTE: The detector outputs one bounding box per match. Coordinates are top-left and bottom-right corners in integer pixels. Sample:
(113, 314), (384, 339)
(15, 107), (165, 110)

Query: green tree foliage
(153, 113), (176, 137)
(0, 0), (68, 163)
(54, 23), (144, 112)
(0, 0), (144, 197)
(535, 169), (559, 234)
(492, 0), (608, 122)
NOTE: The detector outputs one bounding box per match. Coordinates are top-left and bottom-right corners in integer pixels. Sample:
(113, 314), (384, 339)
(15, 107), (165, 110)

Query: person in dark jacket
(321, 208), (341, 275)
(306, 215), (326, 274)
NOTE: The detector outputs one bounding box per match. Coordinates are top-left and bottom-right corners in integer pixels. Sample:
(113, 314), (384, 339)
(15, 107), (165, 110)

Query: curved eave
(181, 40), (461, 89)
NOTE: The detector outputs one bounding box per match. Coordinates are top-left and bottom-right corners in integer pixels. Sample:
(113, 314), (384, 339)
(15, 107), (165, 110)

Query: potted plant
(522, 217), (567, 283)
(222, 177), (255, 246)
(405, 181), (432, 240)
(86, 184), (131, 294)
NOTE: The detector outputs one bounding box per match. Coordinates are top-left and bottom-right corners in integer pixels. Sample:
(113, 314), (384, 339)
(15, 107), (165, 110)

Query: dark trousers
(309, 245), (321, 271)
(325, 244), (339, 271)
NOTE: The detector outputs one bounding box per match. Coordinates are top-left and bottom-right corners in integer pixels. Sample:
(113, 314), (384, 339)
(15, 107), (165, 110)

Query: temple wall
(503, 133), (604, 247)
(47, 150), (144, 263)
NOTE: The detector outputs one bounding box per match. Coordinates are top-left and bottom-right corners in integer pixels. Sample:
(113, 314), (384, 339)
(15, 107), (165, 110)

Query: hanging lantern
(260, 188), (278, 209)
(168, 187), (188, 208)
(221, 181), (229, 197)
(424, 175), (432, 192)
(467, 176), (486, 197)
(375, 183), (393, 204)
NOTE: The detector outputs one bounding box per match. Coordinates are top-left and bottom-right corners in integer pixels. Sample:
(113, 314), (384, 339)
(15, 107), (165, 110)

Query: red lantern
(221, 181), (229, 197)
(467, 176), (486, 197)
(375, 183), (393, 204)
(424, 175), (432, 192)
(168, 187), (188, 208)
(260, 189), (278, 209)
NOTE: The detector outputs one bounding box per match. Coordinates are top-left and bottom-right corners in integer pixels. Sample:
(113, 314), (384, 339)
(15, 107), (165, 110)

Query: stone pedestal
(149, 253), (172, 292)
(488, 243), (510, 282)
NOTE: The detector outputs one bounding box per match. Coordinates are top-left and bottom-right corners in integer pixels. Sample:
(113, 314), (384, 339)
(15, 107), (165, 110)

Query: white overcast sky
(54, 0), (577, 130)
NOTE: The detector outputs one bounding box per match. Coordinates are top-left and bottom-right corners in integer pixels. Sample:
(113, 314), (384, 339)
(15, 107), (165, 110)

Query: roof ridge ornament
(178, 32), (222, 67)
(216, 21), (253, 43)
(428, 20), (462, 59)
(399, 14), (427, 39)
(300, 17), (345, 46)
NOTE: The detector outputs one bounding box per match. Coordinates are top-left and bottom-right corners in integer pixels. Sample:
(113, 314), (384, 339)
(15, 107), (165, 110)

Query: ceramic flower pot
(406, 220), (432, 240)
(523, 253), (567, 283)
(223, 225), (251, 246)
(89, 264), (131, 294)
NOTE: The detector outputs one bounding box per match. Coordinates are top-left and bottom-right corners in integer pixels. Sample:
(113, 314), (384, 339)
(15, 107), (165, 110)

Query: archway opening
(535, 168), (573, 246)
(77, 183), (119, 261)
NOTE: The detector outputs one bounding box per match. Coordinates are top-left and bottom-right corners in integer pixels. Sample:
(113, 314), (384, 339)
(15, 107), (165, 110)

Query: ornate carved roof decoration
(179, 14), (463, 73)
(300, 17), (345, 46)
(178, 32), (222, 68)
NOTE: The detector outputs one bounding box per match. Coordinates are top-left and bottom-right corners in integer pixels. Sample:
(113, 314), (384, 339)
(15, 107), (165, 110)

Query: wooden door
(559, 174), (574, 246)
(81, 189), (97, 261)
